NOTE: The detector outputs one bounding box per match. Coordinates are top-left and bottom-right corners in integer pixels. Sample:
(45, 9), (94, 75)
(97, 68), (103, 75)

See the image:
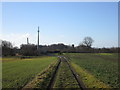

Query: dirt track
(23, 56), (86, 89)
(48, 56), (86, 89)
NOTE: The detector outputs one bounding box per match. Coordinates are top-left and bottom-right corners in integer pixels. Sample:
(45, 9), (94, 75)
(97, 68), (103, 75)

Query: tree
(1, 40), (14, 56)
(72, 44), (74, 48)
(20, 44), (37, 56)
(2, 40), (13, 48)
(82, 37), (94, 48)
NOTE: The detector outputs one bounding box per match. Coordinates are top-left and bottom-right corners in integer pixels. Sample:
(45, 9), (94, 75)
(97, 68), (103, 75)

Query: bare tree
(20, 44), (37, 56)
(2, 40), (13, 48)
(1, 40), (14, 56)
(82, 37), (94, 48)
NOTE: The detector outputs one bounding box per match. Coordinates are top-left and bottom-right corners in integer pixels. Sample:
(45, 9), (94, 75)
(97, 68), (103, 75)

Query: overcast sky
(1, 2), (118, 48)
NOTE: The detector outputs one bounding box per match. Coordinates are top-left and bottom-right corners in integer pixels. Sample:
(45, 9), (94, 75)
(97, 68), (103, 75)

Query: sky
(1, 2), (118, 48)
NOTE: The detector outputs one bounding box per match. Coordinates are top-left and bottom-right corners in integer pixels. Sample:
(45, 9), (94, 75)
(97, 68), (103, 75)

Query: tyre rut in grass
(23, 60), (59, 89)
(53, 56), (80, 88)
(23, 56), (85, 89)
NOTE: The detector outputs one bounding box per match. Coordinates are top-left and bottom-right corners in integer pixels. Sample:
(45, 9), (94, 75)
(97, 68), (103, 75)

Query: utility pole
(37, 26), (39, 50)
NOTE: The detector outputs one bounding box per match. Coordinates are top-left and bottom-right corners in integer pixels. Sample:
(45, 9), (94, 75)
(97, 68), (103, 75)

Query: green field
(2, 56), (57, 88)
(2, 53), (119, 88)
(64, 53), (118, 88)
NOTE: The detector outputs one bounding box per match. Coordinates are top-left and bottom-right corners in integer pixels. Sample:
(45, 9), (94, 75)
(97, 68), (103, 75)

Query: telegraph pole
(37, 26), (39, 50)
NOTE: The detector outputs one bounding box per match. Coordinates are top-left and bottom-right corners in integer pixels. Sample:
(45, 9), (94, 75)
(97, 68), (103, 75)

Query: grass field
(2, 56), (57, 88)
(24, 59), (59, 88)
(64, 53), (118, 88)
(2, 53), (119, 88)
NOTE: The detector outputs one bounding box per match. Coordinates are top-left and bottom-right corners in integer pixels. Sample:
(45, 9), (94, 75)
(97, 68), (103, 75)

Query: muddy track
(64, 56), (86, 89)
(48, 56), (86, 89)
(23, 56), (86, 89)
(47, 57), (61, 89)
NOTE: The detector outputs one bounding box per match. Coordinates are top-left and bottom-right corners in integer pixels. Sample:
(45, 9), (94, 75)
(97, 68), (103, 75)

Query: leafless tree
(1, 40), (14, 56)
(82, 37), (94, 48)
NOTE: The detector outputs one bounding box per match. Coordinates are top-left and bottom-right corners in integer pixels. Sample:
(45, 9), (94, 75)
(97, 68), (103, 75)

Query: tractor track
(47, 56), (86, 90)
(64, 56), (86, 90)
(47, 57), (61, 89)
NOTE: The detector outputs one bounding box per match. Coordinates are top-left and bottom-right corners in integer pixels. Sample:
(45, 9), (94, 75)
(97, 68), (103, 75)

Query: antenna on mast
(37, 26), (39, 50)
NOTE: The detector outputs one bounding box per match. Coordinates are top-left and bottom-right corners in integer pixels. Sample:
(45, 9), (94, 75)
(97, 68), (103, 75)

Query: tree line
(1, 37), (119, 56)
